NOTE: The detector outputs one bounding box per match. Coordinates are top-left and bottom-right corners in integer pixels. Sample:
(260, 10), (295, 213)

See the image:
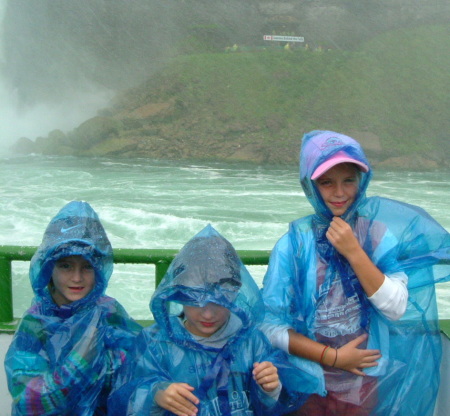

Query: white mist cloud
(0, 79), (114, 155)
(0, 0), (114, 155)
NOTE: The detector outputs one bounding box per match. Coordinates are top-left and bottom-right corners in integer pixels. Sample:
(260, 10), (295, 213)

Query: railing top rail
(0, 245), (448, 339)
(0, 246), (272, 264)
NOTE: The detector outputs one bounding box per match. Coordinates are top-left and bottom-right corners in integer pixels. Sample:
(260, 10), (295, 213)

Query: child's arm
(252, 361), (280, 392)
(288, 330), (381, 376)
(326, 216), (385, 296)
(155, 383), (199, 416)
(326, 216), (408, 320)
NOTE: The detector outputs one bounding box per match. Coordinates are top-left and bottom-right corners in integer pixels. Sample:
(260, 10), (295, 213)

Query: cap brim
(311, 156), (369, 180)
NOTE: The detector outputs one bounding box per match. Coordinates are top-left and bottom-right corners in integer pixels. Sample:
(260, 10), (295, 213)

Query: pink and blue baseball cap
(311, 150), (369, 180)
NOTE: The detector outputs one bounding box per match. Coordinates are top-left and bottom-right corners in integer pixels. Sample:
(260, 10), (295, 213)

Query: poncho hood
(300, 130), (373, 222)
(30, 201), (113, 311)
(151, 224), (265, 348)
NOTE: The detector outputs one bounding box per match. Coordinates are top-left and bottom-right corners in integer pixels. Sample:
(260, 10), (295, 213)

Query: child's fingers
(254, 361), (277, 371)
(360, 352), (382, 364)
(178, 384), (200, 405)
(335, 335), (382, 374)
(260, 379), (280, 392)
(253, 362), (279, 392)
(155, 383), (199, 416)
(350, 333), (368, 346)
(348, 334), (381, 356)
(256, 372), (279, 386)
(349, 368), (367, 377)
(253, 361), (276, 376)
(360, 359), (381, 368)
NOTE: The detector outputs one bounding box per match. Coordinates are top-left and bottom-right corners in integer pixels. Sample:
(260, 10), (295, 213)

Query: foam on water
(1, 155), (449, 320)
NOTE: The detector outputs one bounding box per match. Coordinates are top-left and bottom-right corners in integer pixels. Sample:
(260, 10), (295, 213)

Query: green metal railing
(0, 245), (271, 332)
(1, 245), (449, 338)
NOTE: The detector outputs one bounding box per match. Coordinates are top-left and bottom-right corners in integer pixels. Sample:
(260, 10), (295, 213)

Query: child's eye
(83, 264), (94, 271)
(56, 262), (71, 270)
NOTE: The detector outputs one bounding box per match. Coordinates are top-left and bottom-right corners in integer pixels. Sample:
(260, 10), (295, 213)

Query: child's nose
(201, 304), (215, 319)
(71, 268), (83, 282)
(334, 183), (345, 196)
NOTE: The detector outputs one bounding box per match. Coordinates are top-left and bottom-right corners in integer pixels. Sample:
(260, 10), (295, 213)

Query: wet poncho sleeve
(107, 327), (173, 416)
(5, 298), (141, 416)
(262, 232), (306, 331)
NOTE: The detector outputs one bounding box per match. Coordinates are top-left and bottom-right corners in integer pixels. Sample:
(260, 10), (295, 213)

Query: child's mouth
(201, 322), (215, 327)
(331, 201), (347, 207)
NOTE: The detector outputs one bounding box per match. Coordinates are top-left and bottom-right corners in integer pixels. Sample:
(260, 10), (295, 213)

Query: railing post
(0, 257), (13, 323)
(155, 260), (170, 287)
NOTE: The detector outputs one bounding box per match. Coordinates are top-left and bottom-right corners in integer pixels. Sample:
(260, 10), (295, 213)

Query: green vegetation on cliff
(19, 24), (450, 169)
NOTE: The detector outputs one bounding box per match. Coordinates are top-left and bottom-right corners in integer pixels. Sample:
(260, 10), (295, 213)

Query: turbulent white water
(1, 154), (449, 319)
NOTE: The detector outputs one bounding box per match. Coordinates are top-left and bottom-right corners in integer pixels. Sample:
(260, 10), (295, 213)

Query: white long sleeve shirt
(263, 272), (408, 353)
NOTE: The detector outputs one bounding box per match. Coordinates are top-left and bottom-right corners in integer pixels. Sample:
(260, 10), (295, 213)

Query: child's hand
(335, 334), (381, 376)
(252, 361), (279, 392)
(326, 216), (362, 258)
(155, 383), (199, 416)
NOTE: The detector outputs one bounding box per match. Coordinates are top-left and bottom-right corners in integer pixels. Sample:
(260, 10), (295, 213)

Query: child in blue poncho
(261, 130), (450, 416)
(108, 225), (314, 416)
(4, 201), (142, 416)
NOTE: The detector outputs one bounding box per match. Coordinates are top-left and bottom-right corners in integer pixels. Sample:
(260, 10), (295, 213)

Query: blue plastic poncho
(109, 224), (312, 416)
(4, 201), (142, 416)
(261, 131), (450, 415)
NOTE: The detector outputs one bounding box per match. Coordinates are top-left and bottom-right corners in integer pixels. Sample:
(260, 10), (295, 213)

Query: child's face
(51, 255), (95, 306)
(183, 302), (231, 338)
(315, 163), (360, 216)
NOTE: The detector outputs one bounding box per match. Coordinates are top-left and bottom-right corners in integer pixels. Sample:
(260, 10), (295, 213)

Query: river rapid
(1, 154), (449, 319)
